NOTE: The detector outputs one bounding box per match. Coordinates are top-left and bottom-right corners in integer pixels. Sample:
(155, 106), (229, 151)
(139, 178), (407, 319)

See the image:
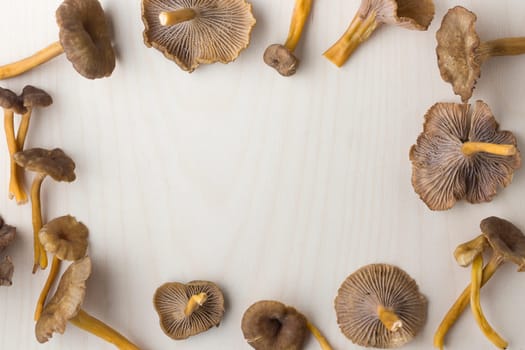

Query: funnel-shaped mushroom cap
(367, 0), (435, 29)
(141, 0), (256, 72)
(0, 256), (14, 286)
(21, 86), (53, 109)
(153, 280), (225, 340)
(0, 87), (26, 114)
(39, 215), (88, 261)
(263, 44), (298, 77)
(0, 217), (16, 253)
(481, 217), (525, 271)
(56, 0), (116, 79)
(335, 264), (427, 348)
(436, 6), (480, 102)
(410, 101), (521, 211)
(35, 256), (91, 343)
(14, 148), (76, 182)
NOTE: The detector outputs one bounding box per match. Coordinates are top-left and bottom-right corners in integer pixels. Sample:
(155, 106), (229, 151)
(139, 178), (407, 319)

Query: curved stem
(284, 0), (313, 52)
(184, 292), (208, 316)
(16, 109), (32, 150)
(34, 256), (61, 321)
(0, 42), (64, 80)
(377, 305), (403, 331)
(158, 8), (196, 26)
(70, 309), (141, 350)
(461, 142), (516, 157)
(478, 38), (525, 62)
(4, 110), (27, 203)
(306, 320), (333, 350)
(31, 173), (47, 273)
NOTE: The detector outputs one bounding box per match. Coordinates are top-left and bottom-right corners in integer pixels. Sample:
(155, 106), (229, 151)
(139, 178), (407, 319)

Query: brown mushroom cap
(56, 0), (116, 79)
(0, 87), (26, 114)
(480, 216), (525, 271)
(241, 300), (308, 350)
(0, 217), (16, 253)
(39, 215), (88, 261)
(335, 264), (427, 348)
(141, 0), (256, 72)
(409, 101), (521, 211)
(263, 44), (299, 77)
(14, 148), (76, 182)
(35, 256), (91, 343)
(360, 0), (435, 29)
(21, 85), (53, 109)
(0, 256), (14, 286)
(153, 280), (225, 340)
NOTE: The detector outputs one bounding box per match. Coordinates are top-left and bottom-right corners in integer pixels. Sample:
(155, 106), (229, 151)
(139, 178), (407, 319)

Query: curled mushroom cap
(335, 264), (427, 348)
(410, 101), (521, 211)
(0, 217), (16, 253)
(14, 148), (76, 182)
(0, 256), (14, 286)
(480, 216), (525, 271)
(0, 87), (26, 114)
(39, 215), (88, 261)
(141, 0), (256, 72)
(153, 280), (225, 340)
(21, 86), (53, 110)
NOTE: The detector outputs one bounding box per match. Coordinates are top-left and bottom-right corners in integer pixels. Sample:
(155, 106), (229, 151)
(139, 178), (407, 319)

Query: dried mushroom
(437, 6), (525, 102)
(410, 101), (521, 211)
(153, 281), (225, 340)
(0, 0), (115, 80)
(0, 216), (16, 252)
(335, 264), (427, 348)
(0, 256), (14, 286)
(141, 0), (256, 72)
(0, 217), (16, 286)
(324, 0), (434, 67)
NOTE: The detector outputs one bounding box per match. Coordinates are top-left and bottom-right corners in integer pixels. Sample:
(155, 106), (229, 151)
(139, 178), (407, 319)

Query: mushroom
(410, 101), (521, 211)
(335, 264), (427, 348)
(153, 280), (225, 340)
(434, 217), (525, 349)
(141, 0), (256, 72)
(263, 0), (313, 76)
(34, 215), (89, 321)
(14, 148), (76, 272)
(0, 216), (16, 253)
(0, 0), (115, 80)
(0, 217), (16, 287)
(437, 6), (525, 103)
(35, 256), (142, 349)
(241, 300), (333, 350)
(0, 256), (14, 286)
(16, 86), (53, 152)
(323, 0), (434, 67)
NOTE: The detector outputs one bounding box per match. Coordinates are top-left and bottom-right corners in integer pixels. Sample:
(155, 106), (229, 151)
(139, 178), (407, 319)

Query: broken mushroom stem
(284, 0), (313, 52)
(461, 142), (516, 157)
(34, 256), (61, 321)
(31, 172), (48, 272)
(377, 305), (403, 332)
(4, 109), (27, 203)
(306, 320), (334, 350)
(184, 292), (208, 316)
(0, 42), (64, 80)
(477, 38), (525, 62)
(158, 8), (196, 26)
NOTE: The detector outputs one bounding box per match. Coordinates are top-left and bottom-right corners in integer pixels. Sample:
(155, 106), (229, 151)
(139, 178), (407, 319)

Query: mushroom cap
(153, 280), (225, 340)
(141, 0), (256, 72)
(14, 148), (76, 182)
(0, 87), (26, 114)
(56, 0), (116, 79)
(335, 264), (427, 348)
(39, 215), (88, 261)
(360, 0), (435, 30)
(436, 6), (480, 103)
(480, 216), (525, 271)
(409, 101), (521, 211)
(263, 44), (299, 77)
(35, 256), (91, 343)
(241, 300), (308, 350)
(0, 217), (16, 253)
(0, 256), (14, 287)
(21, 85), (53, 109)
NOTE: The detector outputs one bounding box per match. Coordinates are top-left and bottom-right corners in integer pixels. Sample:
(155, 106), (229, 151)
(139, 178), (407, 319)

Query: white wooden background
(1, 0), (525, 349)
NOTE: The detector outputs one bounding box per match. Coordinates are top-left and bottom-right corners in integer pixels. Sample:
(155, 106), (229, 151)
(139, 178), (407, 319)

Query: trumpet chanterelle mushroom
(0, 217), (16, 286)
(410, 101), (521, 211)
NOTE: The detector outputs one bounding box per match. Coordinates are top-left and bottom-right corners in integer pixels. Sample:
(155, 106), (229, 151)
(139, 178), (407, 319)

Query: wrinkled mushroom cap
(153, 280), (225, 340)
(39, 215), (88, 261)
(241, 300), (308, 350)
(480, 217), (525, 271)
(0, 217), (16, 253)
(56, 0), (116, 79)
(436, 6), (480, 102)
(14, 148), (76, 182)
(263, 44), (299, 77)
(141, 0), (256, 72)
(335, 264), (427, 348)
(35, 256), (91, 343)
(21, 86), (53, 109)
(0, 256), (14, 286)
(410, 101), (521, 211)
(359, 0), (434, 30)
(0, 87), (26, 114)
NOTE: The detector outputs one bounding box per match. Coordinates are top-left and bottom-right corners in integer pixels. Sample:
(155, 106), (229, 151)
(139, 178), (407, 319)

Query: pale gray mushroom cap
(335, 264), (427, 348)
(39, 215), (89, 261)
(141, 0), (256, 72)
(410, 101), (521, 211)
(14, 148), (76, 182)
(357, 0), (435, 29)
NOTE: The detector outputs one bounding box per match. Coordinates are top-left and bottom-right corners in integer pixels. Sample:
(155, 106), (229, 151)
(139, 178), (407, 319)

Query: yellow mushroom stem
(377, 305), (403, 332)
(283, 0), (313, 52)
(16, 108), (32, 150)
(158, 8), (196, 26)
(461, 142), (516, 157)
(4, 109), (27, 203)
(477, 38), (525, 62)
(470, 255), (508, 349)
(323, 10), (379, 67)
(184, 292), (208, 316)
(34, 256), (61, 321)
(0, 42), (64, 80)
(69, 309), (142, 350)
(31, 172), (48, 273)
(306, 320), (333, 350)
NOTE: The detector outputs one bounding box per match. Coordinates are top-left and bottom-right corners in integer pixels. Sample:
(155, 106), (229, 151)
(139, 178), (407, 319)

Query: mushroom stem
(284, 0), (313, 52)
(31, 172), (48, 273)
(377, 305), (403, 332)
(158, 9), (196, 26)
(70, 309), (141, 350)
(305, 320), (333, 350)
(0, 42), (64, 80)
(478, 38), (525, 61)
(470, 254), (508, 349)
(16, 108), (32, 150)
(4, 110), (27, 203)
(433, 257), (502, 349)
(34, 256), (61, 321)
(461, 142), (516, 157)
(454, 234), (488, 266)
(323, 10), (379, 67)
(184, 292), (208, 316)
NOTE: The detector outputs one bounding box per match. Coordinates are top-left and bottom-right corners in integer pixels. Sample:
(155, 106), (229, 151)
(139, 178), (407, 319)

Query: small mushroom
(16, 86), (53, 152)
(263, 0), (313, 76)
(323, 0), (434, 67)
(0, 216), (16, 253)
(437, 6), (525, 103)
(410, 101), (521, 211)
(35, 256), (142, 349)
(0, 0), (115, 80)
(14, 148), (76, 272)
(0, 256), (14, 286)
(335, 264), (427, 348)
(0, 217), (16, 287)
(241, 300), (333, 350)
(141, 0), (256, 72)
(153, 280), (225, 340)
